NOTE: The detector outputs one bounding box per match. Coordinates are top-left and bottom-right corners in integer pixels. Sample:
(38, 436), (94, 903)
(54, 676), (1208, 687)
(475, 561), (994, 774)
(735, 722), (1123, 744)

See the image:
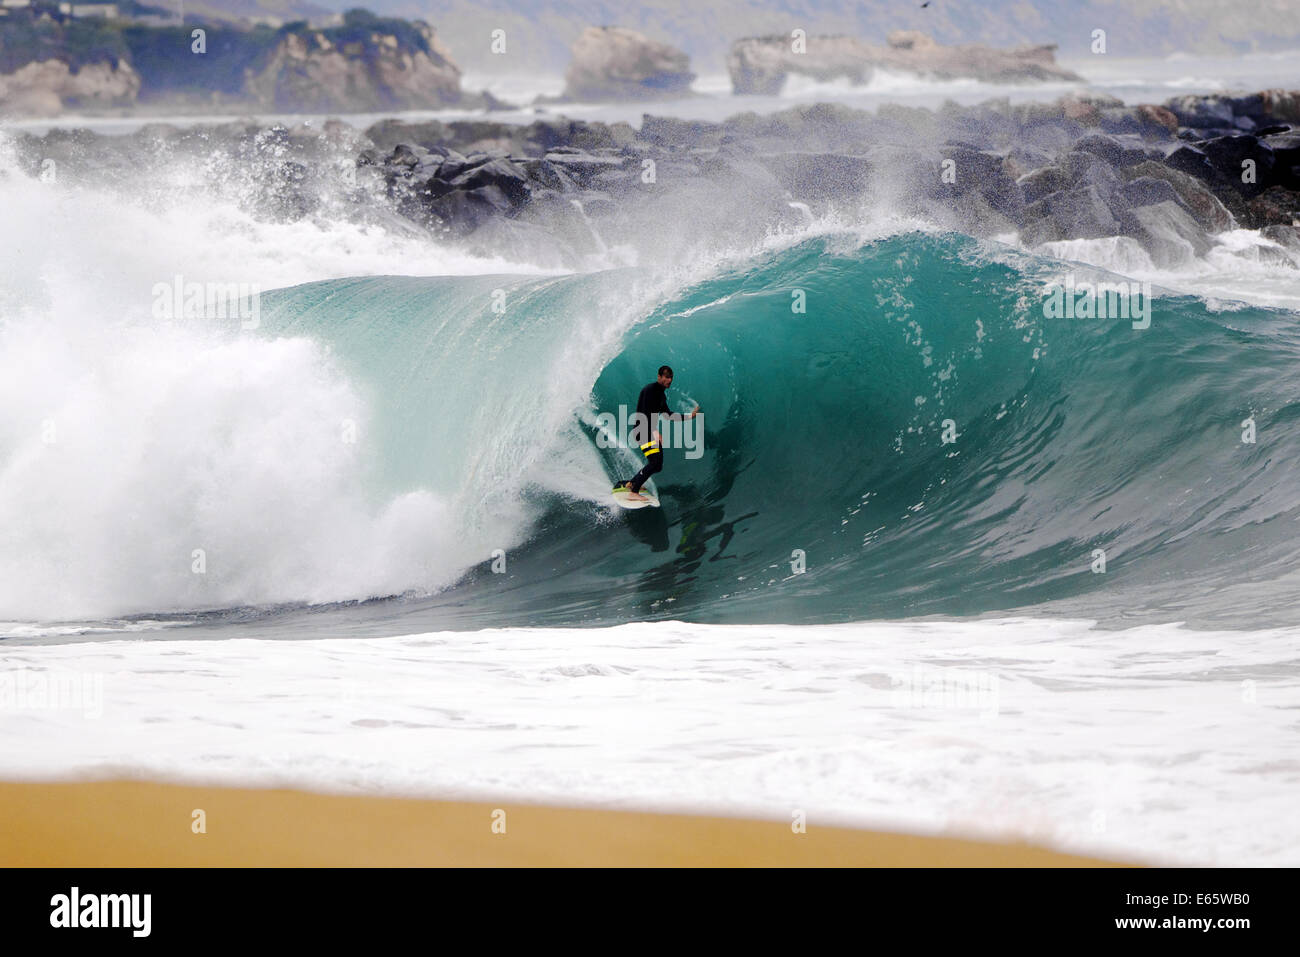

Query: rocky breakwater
(727, 30), (1083, 95)
(357, 90), (1300, 268)
(1162, 91), (1300, 236)
(996, 90), (1300, 266)
(15, 90), (1299, 271)
(355, 111), (813, 258)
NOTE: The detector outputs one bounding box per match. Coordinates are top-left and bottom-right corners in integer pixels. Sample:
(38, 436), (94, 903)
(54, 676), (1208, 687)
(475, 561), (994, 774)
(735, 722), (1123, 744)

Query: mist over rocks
(1120, 201), (1212, 268)
(727, 31), (1083, 95)
(13, 89), (1300, 268)
(355, 88), (1300, 262)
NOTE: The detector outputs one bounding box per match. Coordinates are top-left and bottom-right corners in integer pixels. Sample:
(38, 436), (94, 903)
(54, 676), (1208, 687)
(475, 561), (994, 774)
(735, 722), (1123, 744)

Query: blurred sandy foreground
(0, 778), (1124, 866)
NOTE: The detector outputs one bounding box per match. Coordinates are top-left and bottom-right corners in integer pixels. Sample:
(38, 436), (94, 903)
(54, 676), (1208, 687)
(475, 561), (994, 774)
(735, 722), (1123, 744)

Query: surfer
(617, 365), (700, 502)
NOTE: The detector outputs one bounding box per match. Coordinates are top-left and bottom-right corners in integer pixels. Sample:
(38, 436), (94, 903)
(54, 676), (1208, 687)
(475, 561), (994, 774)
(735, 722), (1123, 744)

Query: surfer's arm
(660, 403), (701, 420)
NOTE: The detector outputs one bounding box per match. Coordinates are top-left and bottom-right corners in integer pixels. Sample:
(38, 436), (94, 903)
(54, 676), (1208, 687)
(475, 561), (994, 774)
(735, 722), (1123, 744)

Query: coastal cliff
(0, 8), (467, 116)
(241, 19), (462, 112)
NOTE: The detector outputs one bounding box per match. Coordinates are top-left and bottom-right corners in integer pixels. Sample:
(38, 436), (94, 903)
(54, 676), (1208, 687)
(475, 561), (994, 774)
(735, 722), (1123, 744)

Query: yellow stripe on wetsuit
(640, 442), (661, 456)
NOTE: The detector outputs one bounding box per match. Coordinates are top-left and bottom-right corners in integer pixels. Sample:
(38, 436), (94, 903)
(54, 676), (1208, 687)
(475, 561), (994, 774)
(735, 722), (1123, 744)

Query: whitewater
(3, 72), (1300, 864)
(5, 619), (1296, 866)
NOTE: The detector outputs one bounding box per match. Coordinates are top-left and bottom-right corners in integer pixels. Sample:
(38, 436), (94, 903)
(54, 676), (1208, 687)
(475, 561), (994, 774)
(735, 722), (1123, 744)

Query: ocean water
(2, 70), (1300, 864)
(6, 223), (1300, 631)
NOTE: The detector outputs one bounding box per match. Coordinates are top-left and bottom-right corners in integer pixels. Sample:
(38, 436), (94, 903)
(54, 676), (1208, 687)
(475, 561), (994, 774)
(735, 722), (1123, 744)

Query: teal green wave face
(258, 234), (1300, 629)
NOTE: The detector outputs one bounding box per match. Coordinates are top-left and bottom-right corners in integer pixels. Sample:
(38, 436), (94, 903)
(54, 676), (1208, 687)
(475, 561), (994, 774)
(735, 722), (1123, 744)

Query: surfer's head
(657, 365), (673, 387)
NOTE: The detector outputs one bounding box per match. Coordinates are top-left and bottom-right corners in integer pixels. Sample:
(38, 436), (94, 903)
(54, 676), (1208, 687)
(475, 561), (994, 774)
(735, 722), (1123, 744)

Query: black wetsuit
(627, 381), (675, 493)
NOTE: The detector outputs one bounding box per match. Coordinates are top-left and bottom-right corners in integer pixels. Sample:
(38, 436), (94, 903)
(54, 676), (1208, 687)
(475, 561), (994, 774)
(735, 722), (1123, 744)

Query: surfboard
(611, 484), (660, 509)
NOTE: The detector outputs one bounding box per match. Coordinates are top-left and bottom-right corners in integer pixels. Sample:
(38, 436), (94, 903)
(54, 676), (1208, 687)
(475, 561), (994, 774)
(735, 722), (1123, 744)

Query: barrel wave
(7, 231), (1300, 629)
(250, 232), (1300, 631)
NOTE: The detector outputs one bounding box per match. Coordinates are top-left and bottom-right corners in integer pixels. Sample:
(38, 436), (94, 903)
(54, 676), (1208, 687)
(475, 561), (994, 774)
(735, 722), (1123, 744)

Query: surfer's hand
(690, 406), (700, 418)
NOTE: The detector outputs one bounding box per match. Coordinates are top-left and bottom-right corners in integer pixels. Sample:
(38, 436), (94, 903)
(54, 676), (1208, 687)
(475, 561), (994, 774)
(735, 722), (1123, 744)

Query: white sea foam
(1, 618), (1294, 866)
(0, 138), (570, 619)
(1034, 230), (1300, 311)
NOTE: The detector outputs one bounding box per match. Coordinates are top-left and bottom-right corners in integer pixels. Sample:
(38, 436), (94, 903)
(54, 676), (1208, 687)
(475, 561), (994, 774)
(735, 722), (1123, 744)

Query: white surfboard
(611, 485), (660, 509)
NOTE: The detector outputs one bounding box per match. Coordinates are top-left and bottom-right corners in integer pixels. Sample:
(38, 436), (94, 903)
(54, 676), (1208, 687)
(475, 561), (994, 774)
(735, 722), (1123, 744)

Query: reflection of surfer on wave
(613, 365), (700, 503)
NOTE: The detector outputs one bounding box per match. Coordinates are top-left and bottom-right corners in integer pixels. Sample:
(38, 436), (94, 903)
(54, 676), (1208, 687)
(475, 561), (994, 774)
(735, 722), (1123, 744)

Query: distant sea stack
(243, 20), (462, 112)
(728, 30), (1084, 95)
(561, 26), (695, 101)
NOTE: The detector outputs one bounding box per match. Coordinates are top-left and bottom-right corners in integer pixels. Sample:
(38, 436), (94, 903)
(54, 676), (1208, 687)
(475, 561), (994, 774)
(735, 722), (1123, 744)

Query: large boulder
(1122, 176), (1184, 209)
(1245, 186), (1300, 228)
(1022, 185), (1119, 244)
(1122, 160), (1237, 232)
(1164, 143), (1220, 181)
(371, 144), (537, 233)
(937, 144), (1023, 220)
(1003, 145), (1056, 179)
(541, 150), (628, 187)
(1136, 104), (1180, 135)
(562, 27), (695, 101)
(446, 156), (531, 204)
(756, 152), (875, 201)
(1263, 130), (1300, 172)
(1199, 134), (1277, 196)
(427, 186), (517, 231)
(1072, 132), (1153, 168)
(1164, 94), (1237, 130)
(1060, 92), (1124, 126)
(1259, 90), (1300, 124)
(1063, 150), (1123, 202)
(516, 157), (580, 193)
(1097, 107), (1180, 138)
(1018, 166), (1071, 204)
(1120, 201), (1211, 268)
(1228, 90), (1300, 125)
(1262, 224), (1300, 254)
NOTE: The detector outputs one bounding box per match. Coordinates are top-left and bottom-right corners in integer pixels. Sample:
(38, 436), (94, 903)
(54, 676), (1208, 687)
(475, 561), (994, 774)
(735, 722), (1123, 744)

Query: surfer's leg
(628, 451), (663, 494)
